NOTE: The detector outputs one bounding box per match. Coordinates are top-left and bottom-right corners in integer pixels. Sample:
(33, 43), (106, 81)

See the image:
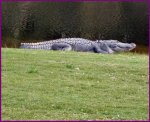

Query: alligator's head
(96, 40), (136, 52)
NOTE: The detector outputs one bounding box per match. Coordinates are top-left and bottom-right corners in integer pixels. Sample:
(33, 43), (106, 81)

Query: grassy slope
(2, 48), (149, 120)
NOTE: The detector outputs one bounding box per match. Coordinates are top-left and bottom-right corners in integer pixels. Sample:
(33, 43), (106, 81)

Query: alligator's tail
(20, 42), (52, 50)
(20, 43), (33, 49)
(20, 43), (42, 49)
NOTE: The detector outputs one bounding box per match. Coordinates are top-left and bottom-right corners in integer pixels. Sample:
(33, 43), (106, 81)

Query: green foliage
(2, 2), (148, 47)
(2, 48), (148, 120)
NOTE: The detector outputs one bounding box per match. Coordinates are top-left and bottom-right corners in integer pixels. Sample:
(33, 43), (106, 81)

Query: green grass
(2, 48), (149, 120)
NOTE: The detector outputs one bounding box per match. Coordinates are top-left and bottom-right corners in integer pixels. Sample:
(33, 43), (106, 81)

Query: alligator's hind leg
(51, 43), (72, 51)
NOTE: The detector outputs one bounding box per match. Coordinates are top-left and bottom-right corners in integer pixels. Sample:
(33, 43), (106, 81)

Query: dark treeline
(2, 2), (148, 47)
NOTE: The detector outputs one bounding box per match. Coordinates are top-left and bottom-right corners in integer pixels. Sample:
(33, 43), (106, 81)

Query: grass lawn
(2, 48), (149, 120)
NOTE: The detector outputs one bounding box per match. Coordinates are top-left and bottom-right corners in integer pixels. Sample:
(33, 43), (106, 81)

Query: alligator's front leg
(51, 43), (72, 51)
(93, 44), (114, 54)
(93, 46), (109, 54)
(100, 43), (114, 54)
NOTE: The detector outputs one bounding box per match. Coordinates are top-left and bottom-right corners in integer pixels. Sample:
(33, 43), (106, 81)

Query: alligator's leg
(93, 43), (114, 54)
(51, 43), (72, 51)
(99, 43), (114, 54)
(93, 46), (108, 54)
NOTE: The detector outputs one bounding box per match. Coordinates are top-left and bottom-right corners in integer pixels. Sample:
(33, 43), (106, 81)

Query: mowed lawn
(2, 48), (149, 120)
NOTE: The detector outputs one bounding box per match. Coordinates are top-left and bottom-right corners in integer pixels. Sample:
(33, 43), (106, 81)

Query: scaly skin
(20, 38), (136, 54)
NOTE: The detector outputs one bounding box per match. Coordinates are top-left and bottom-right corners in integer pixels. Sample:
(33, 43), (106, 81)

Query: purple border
(0, 0), (149, 121)
(2, 119), (146, 121)
(3, 119), (148, 121)
(148, 0), (150, 120)
(0, 0), (2, 121)
(1, 0), (148, 2)
(4, 120), (147, 122)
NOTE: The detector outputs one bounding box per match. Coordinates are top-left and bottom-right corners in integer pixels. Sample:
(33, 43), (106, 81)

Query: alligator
(20, 38), (136, 54)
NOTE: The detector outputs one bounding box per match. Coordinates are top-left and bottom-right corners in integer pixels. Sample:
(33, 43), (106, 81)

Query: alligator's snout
(130, 43), (136, 50)
(131, 43), (136, 48)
